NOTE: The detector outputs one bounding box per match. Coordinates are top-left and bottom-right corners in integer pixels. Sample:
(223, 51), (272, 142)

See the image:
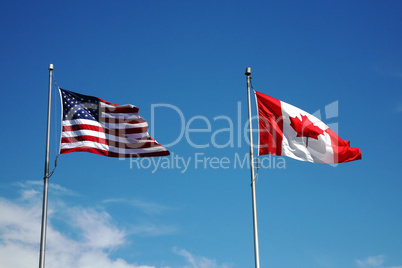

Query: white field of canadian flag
(255, 90), (361, 164)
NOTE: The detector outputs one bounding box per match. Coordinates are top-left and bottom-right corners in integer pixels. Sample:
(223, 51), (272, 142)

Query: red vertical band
(255, 91), (283, 156)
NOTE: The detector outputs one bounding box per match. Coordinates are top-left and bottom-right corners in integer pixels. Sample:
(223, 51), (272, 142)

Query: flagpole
(245, 67), (260, 268)
(39, 64), (54, 268)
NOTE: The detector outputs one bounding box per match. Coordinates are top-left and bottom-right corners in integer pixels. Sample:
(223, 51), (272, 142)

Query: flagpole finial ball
(245, 67), (251, 76)
(48, 64), (54, 71)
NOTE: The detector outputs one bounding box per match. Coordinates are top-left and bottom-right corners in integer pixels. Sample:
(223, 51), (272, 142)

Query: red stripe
(107, 150), (170, 158)
(60, 147), (109, 156)
(104, 126), (149, 135)
(61, 136), (108, 145)
(325, 128), (362, 163)
(102, 105), (139, 113)
(63, 124), (103, 132)
(61, 135), (164, 149)
(105, 140), (167, 150)
(60, 147), (170, 158)
(255, 91), (283, 156)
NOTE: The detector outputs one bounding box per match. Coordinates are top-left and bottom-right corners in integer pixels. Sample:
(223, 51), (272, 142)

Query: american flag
(59, 88), (170, 158)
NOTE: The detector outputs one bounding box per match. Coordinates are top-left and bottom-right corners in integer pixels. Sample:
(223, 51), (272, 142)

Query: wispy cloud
(0, 181), (227, 268)
(0, 184), (151, 268)
(173, 247), (232, 268)
(15, 180), (77, 198)
(356, 255), (402, 268)
(102, 198), (178, 236)
(356, 255), (385, 268)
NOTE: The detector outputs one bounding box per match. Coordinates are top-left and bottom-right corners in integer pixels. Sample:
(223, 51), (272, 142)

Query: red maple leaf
(289, 115), (324, 146)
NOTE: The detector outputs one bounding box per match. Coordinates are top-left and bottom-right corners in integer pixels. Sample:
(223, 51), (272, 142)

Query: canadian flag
(255, 91), (361, 164)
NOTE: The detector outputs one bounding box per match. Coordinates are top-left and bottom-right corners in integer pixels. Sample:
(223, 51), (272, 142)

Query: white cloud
(356, 255), (385, 268)
(356, 255), (402, 268)
(0, 190), (150, 268)
(0, 181), (229, 268)
(0, 198), (41, 244)
(67, 207), (126, 249)
(102, 198), (178, 236)
(173, 247), (232, 268)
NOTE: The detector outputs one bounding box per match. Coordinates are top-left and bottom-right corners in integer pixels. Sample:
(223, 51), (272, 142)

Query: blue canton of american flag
(59, 88), (170, 158)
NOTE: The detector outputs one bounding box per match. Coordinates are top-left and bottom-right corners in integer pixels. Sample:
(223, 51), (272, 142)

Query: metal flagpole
(39, 64), (54, 268)
(245, 67), (260, 268)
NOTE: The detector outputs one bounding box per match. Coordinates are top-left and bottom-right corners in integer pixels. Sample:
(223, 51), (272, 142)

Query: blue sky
(1, 0), (402, 267)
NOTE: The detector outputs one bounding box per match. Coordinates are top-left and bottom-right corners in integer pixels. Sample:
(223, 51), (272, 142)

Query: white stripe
(124, 132), (150, 140)
(101, 121), (148, 130)
(107, 145), (168, 154)
(63, 114), (148, 130)
(63, 119), (102, 127)
(100, 102), (120, 108)
(101, 112), (140, 120)
(62, 130), (154, 144)
(100, 102), (137, 110)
